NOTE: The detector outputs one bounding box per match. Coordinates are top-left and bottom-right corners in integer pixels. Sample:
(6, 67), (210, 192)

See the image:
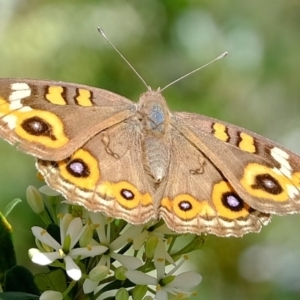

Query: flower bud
(26, 186), (44, 214)
(89, 265), (109, 281)
(116, 288), (129, 300)
(145, 235), (158, 259)
(115, 266), (127, 281)
(132, 284), (147, 300)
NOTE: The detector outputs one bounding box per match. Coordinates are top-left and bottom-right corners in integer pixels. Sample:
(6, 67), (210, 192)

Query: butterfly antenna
(98, 27), (150, 91)
(160, 51), (228, 92)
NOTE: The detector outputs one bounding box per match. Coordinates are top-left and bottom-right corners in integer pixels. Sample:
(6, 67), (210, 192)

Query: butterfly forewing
(0, 79), (135, 160)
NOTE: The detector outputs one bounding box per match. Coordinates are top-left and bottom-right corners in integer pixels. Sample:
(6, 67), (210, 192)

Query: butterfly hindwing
(159, 121), (270, 237)
(37, 115), (156, 224)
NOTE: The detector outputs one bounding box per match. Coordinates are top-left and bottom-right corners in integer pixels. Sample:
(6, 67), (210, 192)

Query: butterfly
(0, 76), (300, 237)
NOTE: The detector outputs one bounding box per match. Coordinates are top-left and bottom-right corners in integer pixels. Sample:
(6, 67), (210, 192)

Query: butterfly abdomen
(142, 136), (170, 183)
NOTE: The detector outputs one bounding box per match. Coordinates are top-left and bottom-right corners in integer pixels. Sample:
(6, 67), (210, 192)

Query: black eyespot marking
(21, 116), (56, 140)
(178, 200), (192, 211)
(121, 189), (134, 200)
(66, 159), (90, 178)
(252, 174), (283, 195)
(222, 192), (244, 211)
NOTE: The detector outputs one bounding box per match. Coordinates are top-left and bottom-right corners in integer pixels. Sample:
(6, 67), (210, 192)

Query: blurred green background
(1, 1), (300, 299)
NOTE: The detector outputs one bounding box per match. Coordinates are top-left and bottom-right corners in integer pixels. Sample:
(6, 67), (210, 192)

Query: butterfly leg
(190, 155), (205, 175)
(100, 131), (120, 159)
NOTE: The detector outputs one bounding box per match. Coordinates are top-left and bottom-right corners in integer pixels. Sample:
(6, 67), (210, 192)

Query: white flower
(132, 222), (176, 251)
(89, 213), (143, 269)
(82, 213), (144, 296)
(126, 240), (202, 300)
(29, 214), (108, 281)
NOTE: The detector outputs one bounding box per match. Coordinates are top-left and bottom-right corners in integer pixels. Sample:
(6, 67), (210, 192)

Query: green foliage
(34, 270), (69, 299)
(0, 212), (16, 284)
(4, 265), (39, 295)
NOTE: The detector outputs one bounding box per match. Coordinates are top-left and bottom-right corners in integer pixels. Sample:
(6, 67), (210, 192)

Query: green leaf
(34, 269), (67, 295)
(0, 292), (39, 300)
(3, 199), (22, 218)
(0, 212), (16, 284)
(4, 266), (39, 295)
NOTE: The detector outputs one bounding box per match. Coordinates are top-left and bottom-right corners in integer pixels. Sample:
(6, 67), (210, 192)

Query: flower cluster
(7, 185), (204, 299)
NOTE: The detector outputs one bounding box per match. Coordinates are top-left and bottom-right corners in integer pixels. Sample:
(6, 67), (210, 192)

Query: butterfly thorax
(137, 90), (170, 135)
(137, 90), (171, 184)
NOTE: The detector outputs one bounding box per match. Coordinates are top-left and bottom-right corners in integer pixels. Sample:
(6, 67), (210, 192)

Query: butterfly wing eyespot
(241, 163), (288, 201)
(161, 194), (216, 221)
(21, 116), (55, 139)
(240, 162), (300, 213)
(212, 181), (251, 219)
(98, 181), (153, 210)
(16, 111), (69, 146)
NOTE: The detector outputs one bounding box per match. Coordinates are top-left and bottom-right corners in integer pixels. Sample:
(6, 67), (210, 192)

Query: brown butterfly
(1, 35), (299, 237)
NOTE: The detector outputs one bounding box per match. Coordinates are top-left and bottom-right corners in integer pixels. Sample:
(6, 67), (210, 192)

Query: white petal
(95, 291), (114, 300)
(157, 239), (174, 266)
(40, 290), (63, 300)
(126, 270), (157, 285)
(163, 249), (174, 266)
(31, 250), (60, 265)
(31, 227), (61, 250)
(99, 255), (109, 268)
(111, 252), (142, 269)
(154, 223), (176, 235)
(69, 245), (108, 259)
(83, 278), (98, 294)
(155, 289), (168, 300)
(64, 256), (82, 280)
(72, 224), (89, 249)
(66, 218), (83, 248)
(169, 271), (202, 289)
(90, 212), (108, 244)
(133, 230), (148, 250)
(154, 240), (167, 280)
(39, 185), (61, 197)
(166, 258), (184, 276)
(110, 225), (144, 251)
(60, 213), (73, 242)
